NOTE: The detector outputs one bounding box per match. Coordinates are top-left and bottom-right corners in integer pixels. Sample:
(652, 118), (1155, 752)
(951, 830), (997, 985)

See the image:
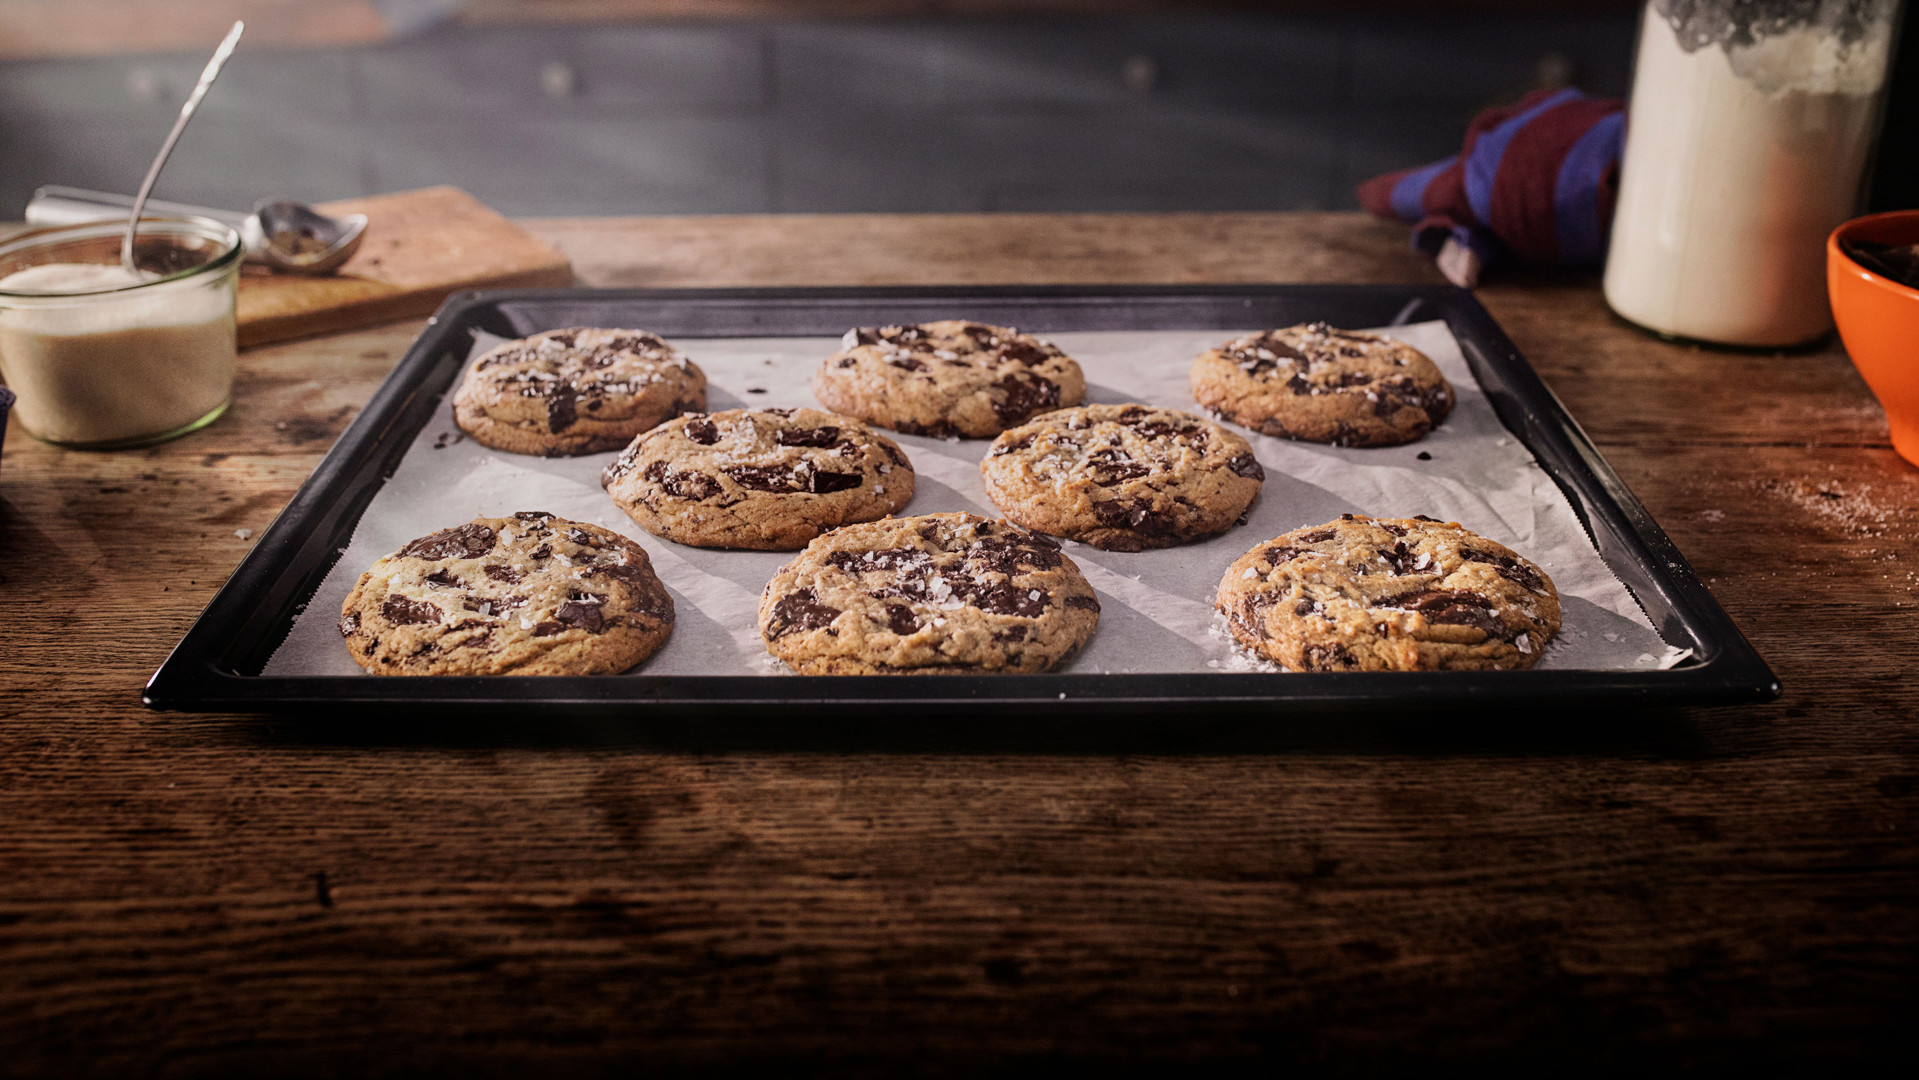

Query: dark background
(3, 2), (1910, 220)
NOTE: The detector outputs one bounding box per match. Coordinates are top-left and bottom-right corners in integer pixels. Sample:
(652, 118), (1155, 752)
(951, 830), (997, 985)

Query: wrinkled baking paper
(264, 321), (1686, 676)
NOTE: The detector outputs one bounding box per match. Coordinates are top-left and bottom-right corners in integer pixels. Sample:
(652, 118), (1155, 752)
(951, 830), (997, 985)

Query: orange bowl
(1830, 211), (1919, 467)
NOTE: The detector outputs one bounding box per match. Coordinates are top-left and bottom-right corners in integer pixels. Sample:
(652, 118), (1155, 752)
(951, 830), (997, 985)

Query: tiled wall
(0, 13), (1638, 218)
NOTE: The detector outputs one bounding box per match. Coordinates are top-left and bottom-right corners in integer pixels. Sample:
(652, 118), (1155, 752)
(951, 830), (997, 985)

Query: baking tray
(145, 284), (1779, 714)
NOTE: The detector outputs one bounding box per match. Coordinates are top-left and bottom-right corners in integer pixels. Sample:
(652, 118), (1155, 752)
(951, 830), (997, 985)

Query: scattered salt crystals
(1242, 567), (1257, 578)
(520, 616), (536, 630)
(233, 529), (253, 540)
(1516, 633), (1532, 654)
(1495, 437), (1510, 447)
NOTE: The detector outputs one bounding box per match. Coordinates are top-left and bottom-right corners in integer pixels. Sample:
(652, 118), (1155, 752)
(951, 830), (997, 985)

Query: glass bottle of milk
(1605, 0), (1902, 347)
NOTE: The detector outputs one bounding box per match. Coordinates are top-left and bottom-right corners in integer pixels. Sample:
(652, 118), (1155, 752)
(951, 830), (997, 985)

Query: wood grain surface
(2, 213), (1915, 1074)
(236, 187), (573, 349)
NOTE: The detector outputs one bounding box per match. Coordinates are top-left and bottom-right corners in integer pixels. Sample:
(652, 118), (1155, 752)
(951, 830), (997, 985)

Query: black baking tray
(145, 284), (1779, 715)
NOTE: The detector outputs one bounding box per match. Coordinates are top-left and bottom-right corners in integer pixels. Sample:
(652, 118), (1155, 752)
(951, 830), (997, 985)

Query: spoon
(28, 186), (369, 275)
(121, 20), (245, 275)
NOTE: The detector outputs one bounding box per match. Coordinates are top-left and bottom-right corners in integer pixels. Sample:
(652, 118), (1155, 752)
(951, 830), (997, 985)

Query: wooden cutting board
(236, 186), (573, 348)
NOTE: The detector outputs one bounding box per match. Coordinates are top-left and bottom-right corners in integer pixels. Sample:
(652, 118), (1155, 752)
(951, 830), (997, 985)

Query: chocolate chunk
(992, 372), (1059, 425)
(1335, 372), (1374, 388)
(481, 565), (519, 584)
(724, 465), (804, 493)
(1381, 542), (1419, 575)
(994, 625), (1031, 643)
(997, 340), (1050, 365)
(968, 535), (1063, 572)
(1297, 529), (1336, 543)
(992, 432), (1038, 456)
(544, 331), (578, 348)
(1302, 642), (1359, 671)
(1412, 514), (1440, 522)
(850, 327), (882, 347)
(1417, 451), (1433, 461)
(422, 569), (463, 589)
(836, 356), (857, 369)
(1379, 588), (1504, 638)
(885, 355), (929, 373)
(1091, 498), (1176, 536)
(381, 595), (441, 625)
(530, 544), (551, 560)
(1285, 374), (1311, 395)
(778, 426), (841, 448)
(401, 523), (495, 561)
(565, 528), (603, 548)
(645, 459), (722, 500)
(808, 469), (865, 494)
(881, 441), (909, 467)
(1065, 594), (1100, 611)
(339, 611), (360, 637)
(1086, 448), (1151, 485)
(684, 418), (720, 445)
(1259, 545), (1313, 564)
(1227, 453), (1264, 480)
(587, 558), (649, 586)
(972, 582), (1049, 617)
(1332, 422), (1359, 446)
(532, 621), (565, 637)
(1460, 547), (1546, 592)
(828, 548), (932, 574)
(554, 597), (605, 634)
(546, 386), (578, 433)
(885, 603), (920, 635)
(1294, 600), (1315, 616)
(1378, 523), (1409, 537)
(767, 588), (841, 638)
(836, 440), (860, 457)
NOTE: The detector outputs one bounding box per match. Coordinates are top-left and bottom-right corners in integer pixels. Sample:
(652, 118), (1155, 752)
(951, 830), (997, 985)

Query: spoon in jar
(120, 20), (245, 275)
(28, 186), (369, 275)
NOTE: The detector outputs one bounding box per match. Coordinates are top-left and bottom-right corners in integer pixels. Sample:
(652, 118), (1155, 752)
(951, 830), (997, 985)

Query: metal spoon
(121, 20), (245, 275)
(27, 186), (368, 275)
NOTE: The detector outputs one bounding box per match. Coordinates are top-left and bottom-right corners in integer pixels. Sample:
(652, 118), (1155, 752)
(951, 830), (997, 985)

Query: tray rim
(145, 283), (1781, 712)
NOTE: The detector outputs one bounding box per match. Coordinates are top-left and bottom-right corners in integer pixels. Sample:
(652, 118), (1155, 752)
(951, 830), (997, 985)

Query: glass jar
(1604, 0), (1904, 347)
(0, 217), (241, 448)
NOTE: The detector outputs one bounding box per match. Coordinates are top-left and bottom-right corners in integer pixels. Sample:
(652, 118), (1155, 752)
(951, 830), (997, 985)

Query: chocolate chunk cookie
(812, 320), (1085, 439)
(602, 407), (916, 550)
(1215, 513), (1559, 671)
(453, 328), (707, 456)
(980, 404), (1264, 551)
(1190, 323), (1454, 447)
(758, 512), (1101, 674)
(340, 512), (674, 675)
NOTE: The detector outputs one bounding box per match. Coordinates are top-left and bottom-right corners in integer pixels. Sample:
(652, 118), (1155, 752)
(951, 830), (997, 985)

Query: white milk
(1603, 14), (1888, 347)
(0, 262), (236, 445)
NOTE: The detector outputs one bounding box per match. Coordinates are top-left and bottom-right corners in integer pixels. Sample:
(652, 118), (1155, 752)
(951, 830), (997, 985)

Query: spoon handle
(120, 20), (245, 273)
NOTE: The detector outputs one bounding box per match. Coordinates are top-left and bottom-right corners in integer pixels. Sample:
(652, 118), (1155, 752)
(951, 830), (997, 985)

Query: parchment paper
(264, 321), (1686, 676)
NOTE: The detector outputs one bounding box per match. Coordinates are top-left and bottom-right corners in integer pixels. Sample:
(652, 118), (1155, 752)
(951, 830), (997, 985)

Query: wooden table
(3, 214), (1914, 1071)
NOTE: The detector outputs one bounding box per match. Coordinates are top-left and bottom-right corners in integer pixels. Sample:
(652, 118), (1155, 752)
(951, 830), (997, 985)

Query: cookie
(340, 512), (674, 675)
(1215, 513), (1559, 672)
(758, 512), (1101, 674)
(601, 407), (916, 550)
(1190, 323), (1454, 447)
(812, 320), (1085, 439)
(452, 327), (707, 456)
(980, 404), (1264, 551)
